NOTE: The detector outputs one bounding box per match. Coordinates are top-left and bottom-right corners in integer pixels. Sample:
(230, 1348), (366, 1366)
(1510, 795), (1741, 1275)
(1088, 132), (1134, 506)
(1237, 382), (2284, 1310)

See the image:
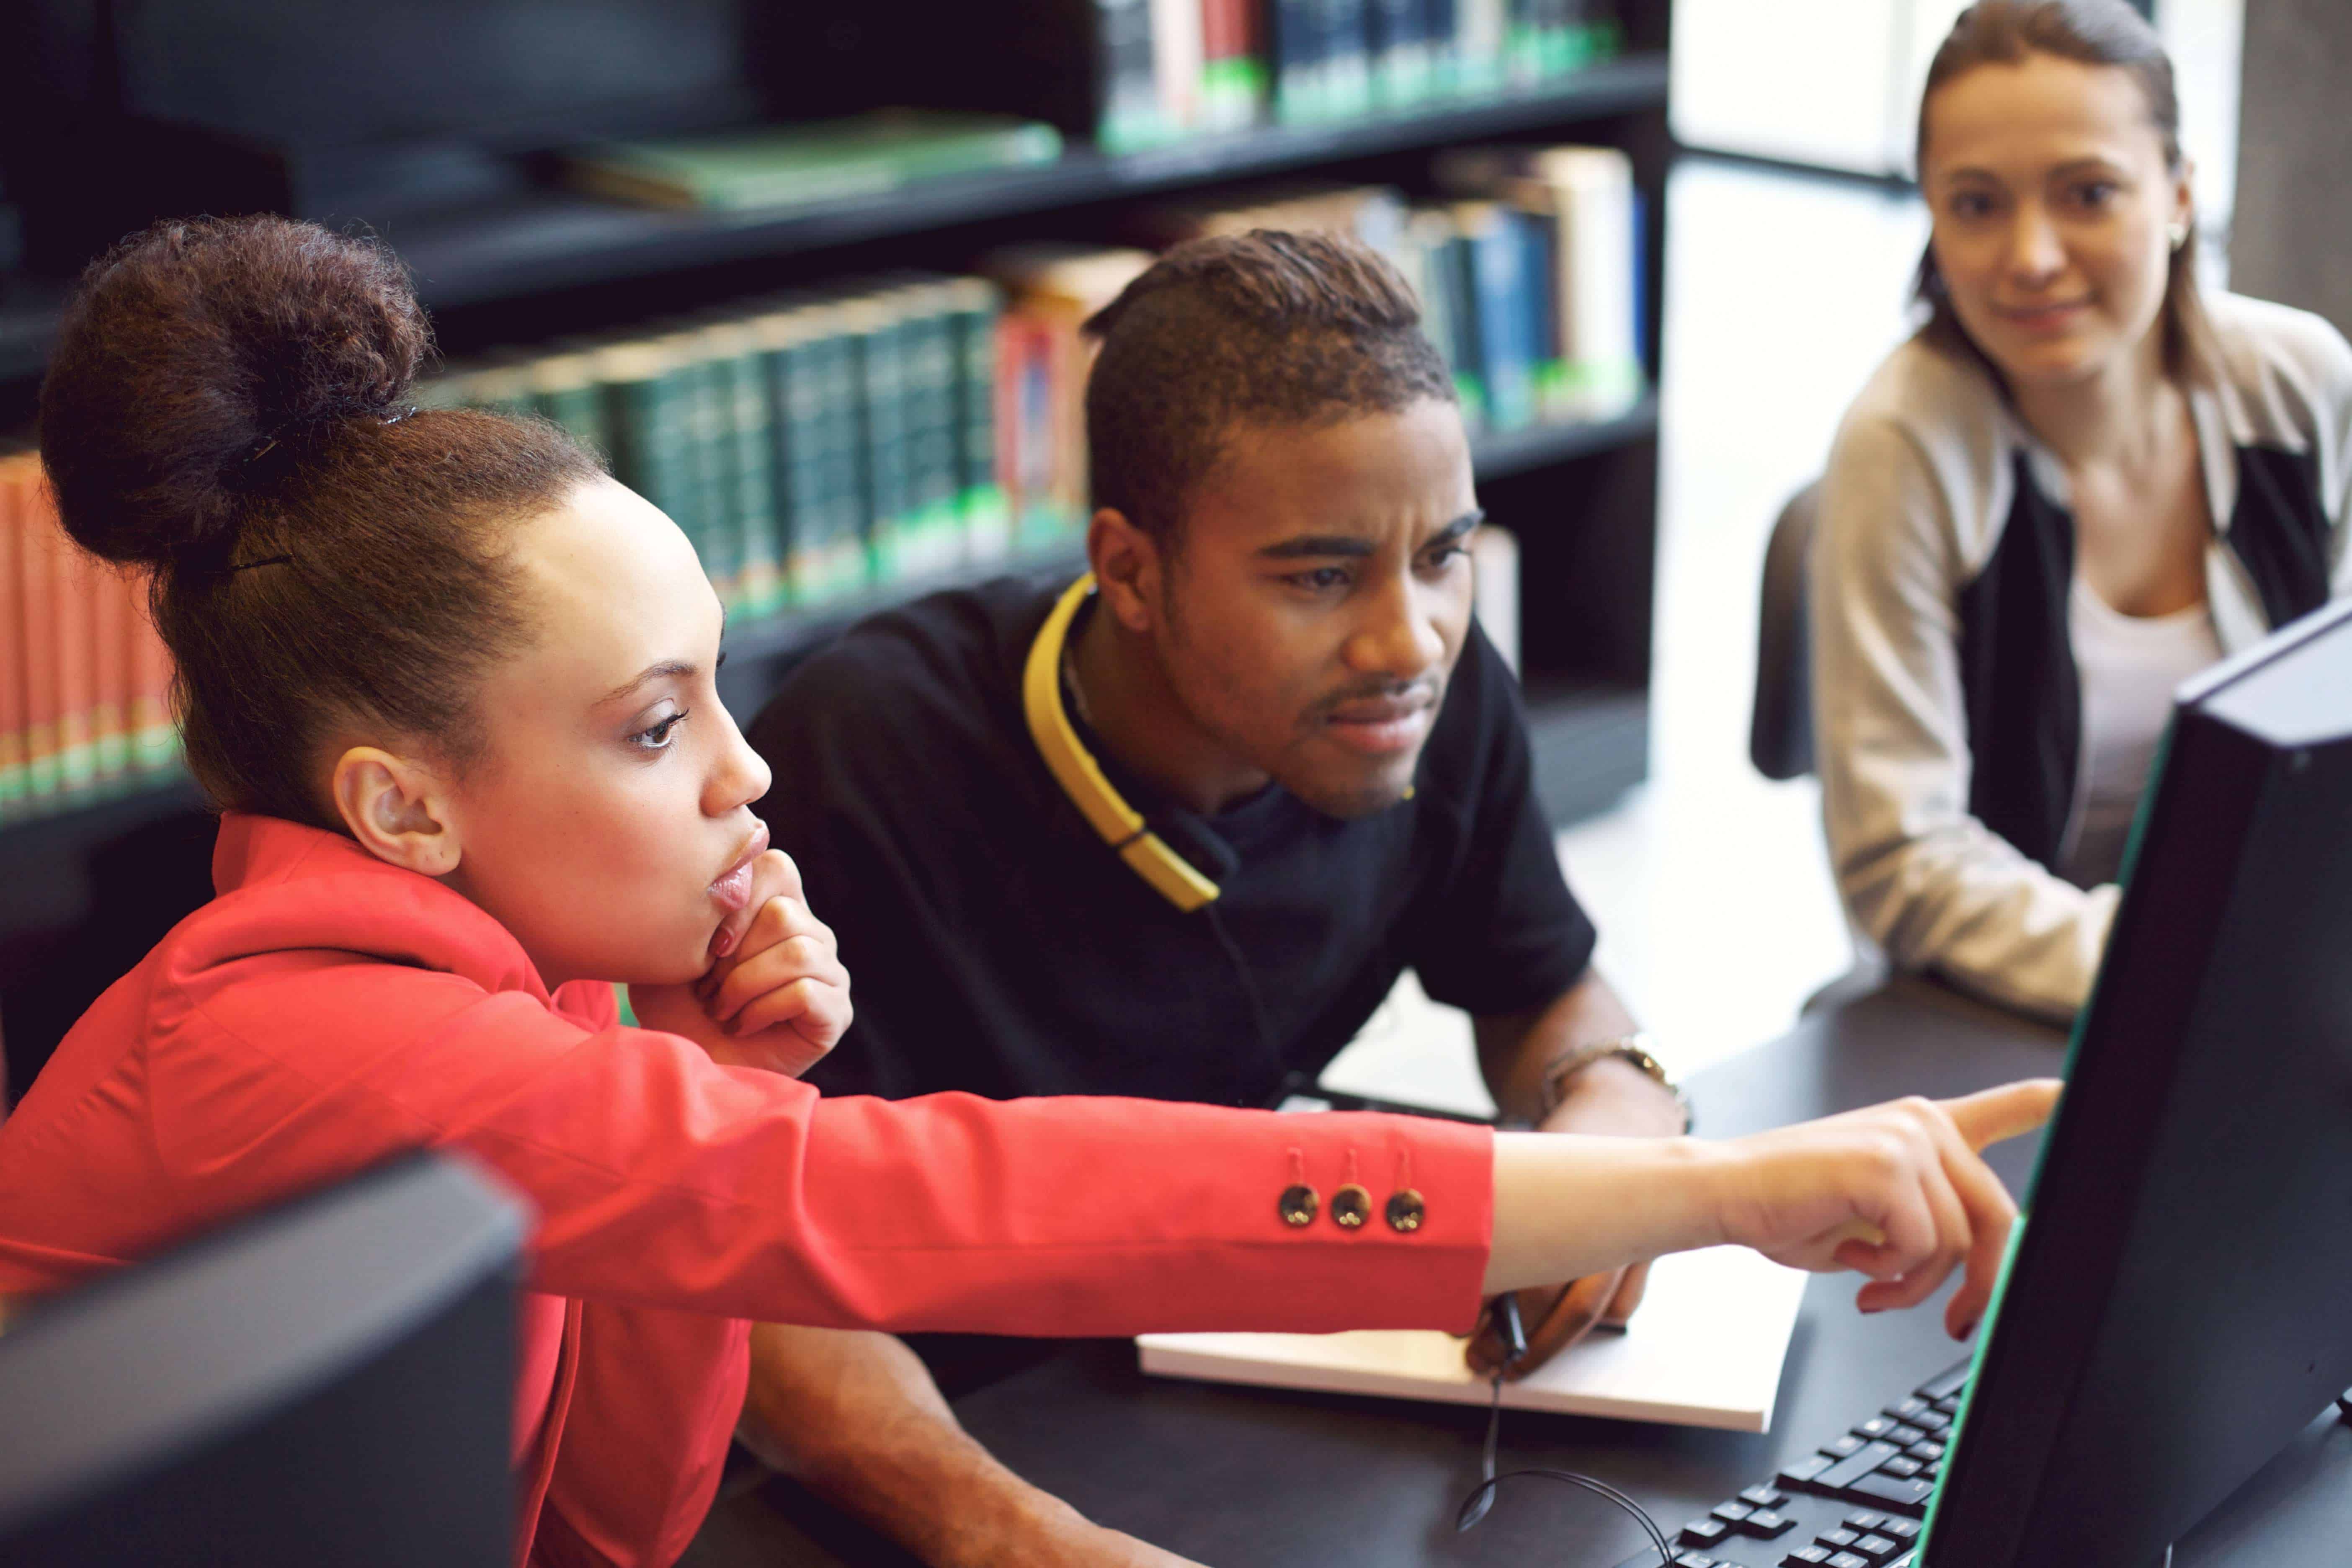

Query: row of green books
(425, 276), (1019, 620)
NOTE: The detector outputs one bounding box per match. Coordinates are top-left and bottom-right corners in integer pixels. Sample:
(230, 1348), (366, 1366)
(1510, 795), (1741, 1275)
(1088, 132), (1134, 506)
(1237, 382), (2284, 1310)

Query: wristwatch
(1537, 1032), (1694, 1132)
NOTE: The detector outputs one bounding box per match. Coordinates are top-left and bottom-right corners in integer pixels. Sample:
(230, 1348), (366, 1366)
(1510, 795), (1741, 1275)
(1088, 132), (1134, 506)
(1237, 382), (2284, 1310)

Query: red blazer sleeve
(156, 961), (1495, 1339)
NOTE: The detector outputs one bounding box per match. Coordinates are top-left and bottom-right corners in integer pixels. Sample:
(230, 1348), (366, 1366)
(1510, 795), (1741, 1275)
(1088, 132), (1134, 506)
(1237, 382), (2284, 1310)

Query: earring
(2168, 221), (2191, 251)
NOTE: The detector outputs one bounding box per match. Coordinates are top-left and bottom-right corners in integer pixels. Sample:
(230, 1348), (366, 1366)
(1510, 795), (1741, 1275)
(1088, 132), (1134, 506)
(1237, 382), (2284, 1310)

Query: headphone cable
(1455, 1296), (1675, 1565)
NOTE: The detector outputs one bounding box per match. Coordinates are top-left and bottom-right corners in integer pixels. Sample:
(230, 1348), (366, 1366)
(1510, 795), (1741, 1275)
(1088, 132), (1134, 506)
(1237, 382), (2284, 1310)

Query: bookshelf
(0, 0), (1674, 1096)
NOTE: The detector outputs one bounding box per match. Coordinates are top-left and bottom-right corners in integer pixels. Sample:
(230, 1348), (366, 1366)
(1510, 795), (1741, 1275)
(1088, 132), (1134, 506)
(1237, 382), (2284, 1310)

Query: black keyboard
(1611, 1357), (1971, 1568)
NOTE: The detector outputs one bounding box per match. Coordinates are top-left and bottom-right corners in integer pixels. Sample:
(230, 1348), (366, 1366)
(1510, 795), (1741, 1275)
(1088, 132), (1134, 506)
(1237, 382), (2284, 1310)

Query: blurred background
(0, 0), (2340, 1110)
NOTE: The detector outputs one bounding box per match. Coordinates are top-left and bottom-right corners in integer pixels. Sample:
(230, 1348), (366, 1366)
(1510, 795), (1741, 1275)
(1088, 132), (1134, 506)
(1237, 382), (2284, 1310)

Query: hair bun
(38, 215), (432, 570)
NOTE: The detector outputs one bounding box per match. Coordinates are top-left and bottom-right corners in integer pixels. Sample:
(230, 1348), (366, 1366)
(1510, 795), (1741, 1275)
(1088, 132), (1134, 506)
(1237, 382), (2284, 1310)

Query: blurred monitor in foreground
(0, 1153), (524, 1567)
(1924, 596), (2352, 1566)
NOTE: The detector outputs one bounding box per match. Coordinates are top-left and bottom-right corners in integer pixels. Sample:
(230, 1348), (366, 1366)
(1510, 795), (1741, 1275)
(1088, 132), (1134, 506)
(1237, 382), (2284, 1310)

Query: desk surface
(683, 977), (2352, 1566)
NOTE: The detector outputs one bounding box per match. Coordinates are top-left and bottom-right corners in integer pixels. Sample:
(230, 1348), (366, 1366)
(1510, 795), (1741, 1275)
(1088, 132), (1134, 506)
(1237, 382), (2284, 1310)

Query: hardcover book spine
(818, 322), (871, 600)
(88, 545), (129, 781)
(948, 280), (1011, 563)
(1269, 0), (1328, 123)
(1439, 226), (1487, 427)
(34, 494), (95, 797)
(1454, 0), (1504, 94)
(1150, 0), (1204, 135)
(1422, 0), (1458, 94)
(769, 321), (821, 606)
(17, 460), (58, 803)
(848, 299), (913, 584)
(1097, 0), (1168, 151)
(1467, 202), (1536, 429)
(897, 287), (966, 577)
(1537, 145), (1643, 416)
(701, 321), (781, 617)
(1368, 0), (1427, 106)
(1198, 0), (1265, 129)
(1505, 0), (1540, 83)
(0, 458), (26, 812)
(1319, 0), (1372, 118)
(999, 319), (1060, 547)
(1516, 204), (1567, 416)
(789, 311), (869, 603)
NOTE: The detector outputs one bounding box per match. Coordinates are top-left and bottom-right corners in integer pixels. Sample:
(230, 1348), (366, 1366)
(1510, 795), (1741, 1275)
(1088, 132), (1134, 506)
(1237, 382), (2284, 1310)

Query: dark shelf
(0, 56), (1667, 381)
(0, 277), (68, 385)
(397, 56), (1668, 309)
(1470, 393), (1657, 480)
(0, 772), (209, 879)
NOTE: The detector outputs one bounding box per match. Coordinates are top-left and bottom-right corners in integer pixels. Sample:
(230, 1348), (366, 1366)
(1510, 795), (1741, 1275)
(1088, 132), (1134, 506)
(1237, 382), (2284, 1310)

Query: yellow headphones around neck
(1022, 575), (1222, 912)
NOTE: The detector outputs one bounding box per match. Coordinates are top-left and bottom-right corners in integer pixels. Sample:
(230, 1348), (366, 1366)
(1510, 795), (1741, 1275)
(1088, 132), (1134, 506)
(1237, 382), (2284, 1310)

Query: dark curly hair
(38, 215), (601, 826)
(1083, 229), (1455, 547)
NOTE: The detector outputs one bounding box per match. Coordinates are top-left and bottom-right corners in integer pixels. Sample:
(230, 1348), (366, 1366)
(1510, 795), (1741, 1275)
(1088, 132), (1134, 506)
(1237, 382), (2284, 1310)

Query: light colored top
(1814, 291), (2352, 1021)
(2063, 578), (2223, 889)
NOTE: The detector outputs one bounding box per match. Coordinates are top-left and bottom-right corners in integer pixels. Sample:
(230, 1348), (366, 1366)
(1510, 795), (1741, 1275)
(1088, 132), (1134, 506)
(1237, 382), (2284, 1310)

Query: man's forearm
(737, 1323), (1197, 1568)
(1475, 968), (1644, 1124)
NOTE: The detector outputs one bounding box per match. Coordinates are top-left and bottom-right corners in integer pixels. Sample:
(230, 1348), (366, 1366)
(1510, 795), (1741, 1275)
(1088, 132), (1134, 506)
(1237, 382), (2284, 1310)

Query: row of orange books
(0, 451), (180, 820)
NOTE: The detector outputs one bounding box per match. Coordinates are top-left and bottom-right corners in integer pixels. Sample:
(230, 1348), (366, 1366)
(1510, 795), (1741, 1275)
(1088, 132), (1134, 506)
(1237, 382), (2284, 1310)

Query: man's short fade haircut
(1082, 229), (1456, 545)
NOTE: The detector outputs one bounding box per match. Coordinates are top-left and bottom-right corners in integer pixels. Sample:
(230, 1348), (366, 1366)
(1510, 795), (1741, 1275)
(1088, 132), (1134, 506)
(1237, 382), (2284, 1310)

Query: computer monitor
(0, 1152), (526, 1567)
(1920, 597), (2352, 1567)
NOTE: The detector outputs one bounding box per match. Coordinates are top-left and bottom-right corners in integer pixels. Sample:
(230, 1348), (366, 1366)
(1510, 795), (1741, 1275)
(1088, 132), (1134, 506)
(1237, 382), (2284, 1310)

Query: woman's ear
(331, 746), (463, 877)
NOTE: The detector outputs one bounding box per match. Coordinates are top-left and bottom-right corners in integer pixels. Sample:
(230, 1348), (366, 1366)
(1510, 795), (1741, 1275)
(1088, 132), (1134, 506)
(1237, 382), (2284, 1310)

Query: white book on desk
(1137, 1245), (1808, 1434)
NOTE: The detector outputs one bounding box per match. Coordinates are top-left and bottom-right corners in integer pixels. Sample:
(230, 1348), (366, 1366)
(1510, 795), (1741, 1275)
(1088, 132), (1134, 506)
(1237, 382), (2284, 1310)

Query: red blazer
(0, 815), (1492, 1567)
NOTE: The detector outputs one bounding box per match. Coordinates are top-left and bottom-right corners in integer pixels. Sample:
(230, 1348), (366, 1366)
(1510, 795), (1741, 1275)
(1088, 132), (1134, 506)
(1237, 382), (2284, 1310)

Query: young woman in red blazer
(0, 216), (2055, 1568)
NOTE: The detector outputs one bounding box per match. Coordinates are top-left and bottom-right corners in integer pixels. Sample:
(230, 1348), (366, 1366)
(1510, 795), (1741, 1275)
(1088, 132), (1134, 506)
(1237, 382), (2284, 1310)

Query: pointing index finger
(1940, 1079), (2063, 1153)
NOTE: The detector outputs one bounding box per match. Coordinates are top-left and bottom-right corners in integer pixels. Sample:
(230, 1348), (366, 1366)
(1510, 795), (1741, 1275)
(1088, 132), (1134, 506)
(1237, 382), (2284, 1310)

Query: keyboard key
(1818, 1529), (1859, 1550)
(1817, 1441), (1901, 1491)
(1879, 1456), (1923, 1479)
(1828, 1554), (1871, 1568)
(1743, 1509), (1795, 1539)
(1672, 1556), (1717, 1568)
(1916, 1362), (1972, 1401)
(1781, 1550), (1832, 1566)
(1906, 1440), (1944, 1462)
(1841, 1511), (1887, 1532)
(1712, 1501), (1755, 1525)
(1910, 1407), (1951, 1434)
(1878, 1519), (1921, 1543)
(1777, 1453), (1836, 1490)
(1886, 1424), (1926, 1447)
(1932, 1394), (1963, 1417)
(1852, 1416), (1896, 1441)
(1822, 1434), (1866, 1459)
(1846, 1472), (1936, 1516)
(1680, 1518), (1732, 1547)
(1852, 1534), (1901, 1564)
(1885, 1397), (1928, 1423)
(1740, 1485), (1789, 1509)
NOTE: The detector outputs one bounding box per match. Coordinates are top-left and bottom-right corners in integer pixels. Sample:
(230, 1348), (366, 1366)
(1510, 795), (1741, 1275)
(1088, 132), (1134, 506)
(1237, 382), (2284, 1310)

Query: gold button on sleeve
(1330, 1183), (1372, 1229)
(1277, 1184), (1319, 1226)
(1384, 1189), (1426, 1233)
